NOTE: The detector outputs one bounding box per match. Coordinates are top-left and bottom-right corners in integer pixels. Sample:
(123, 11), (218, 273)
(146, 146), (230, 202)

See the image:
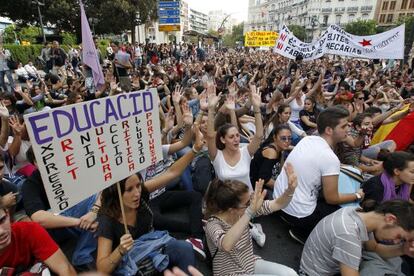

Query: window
(336, 14), (341, 24)
(410, 0), (414, 8)
(399, 13), (406, 19)
(349, 14), (355, 21)
(390, 1), (396, 10)
(387, 14), (393, 23)
(323, 15), (329, 25)
(401, 0), (408, 9)
(379, 14), (386, 23)
(382, 1), (389, 10)
(362, 13), (369, 19)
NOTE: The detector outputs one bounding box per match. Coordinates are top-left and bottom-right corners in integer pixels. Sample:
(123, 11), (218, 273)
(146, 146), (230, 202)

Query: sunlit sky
(186, 0), (249, 23)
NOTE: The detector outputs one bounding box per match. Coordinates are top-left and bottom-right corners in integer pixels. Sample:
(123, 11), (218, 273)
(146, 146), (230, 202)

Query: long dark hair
(382, 151), (414, 176)
(204, 179), (249, 218)
(216, 123), (237, 150)
(100, 172), (146, 219)
(264, 103), (290, 132)
(261, 124), (291, 151)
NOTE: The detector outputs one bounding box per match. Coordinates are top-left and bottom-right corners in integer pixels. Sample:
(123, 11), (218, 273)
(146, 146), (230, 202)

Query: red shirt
(0, 222), (58, 269)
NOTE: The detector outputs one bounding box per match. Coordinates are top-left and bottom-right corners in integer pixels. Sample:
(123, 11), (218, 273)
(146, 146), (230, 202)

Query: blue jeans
(48, 195), (97, 266)
(164, 239), (195, 274)
(0, 70), (14, 93)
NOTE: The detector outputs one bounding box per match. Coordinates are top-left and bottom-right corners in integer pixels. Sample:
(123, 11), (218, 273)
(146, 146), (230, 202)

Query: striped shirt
(300, 207), (369, 276)
(205, 201), (273, 276)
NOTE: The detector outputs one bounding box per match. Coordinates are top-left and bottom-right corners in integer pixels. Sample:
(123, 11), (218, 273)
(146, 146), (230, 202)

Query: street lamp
(32, 0), (46, 43)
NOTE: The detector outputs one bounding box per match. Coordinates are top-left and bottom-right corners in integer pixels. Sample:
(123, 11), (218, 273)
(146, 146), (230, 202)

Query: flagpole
(116, 182), (129, 234)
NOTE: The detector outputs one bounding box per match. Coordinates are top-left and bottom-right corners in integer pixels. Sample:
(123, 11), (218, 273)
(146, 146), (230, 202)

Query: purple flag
(80, 1), (105, 88)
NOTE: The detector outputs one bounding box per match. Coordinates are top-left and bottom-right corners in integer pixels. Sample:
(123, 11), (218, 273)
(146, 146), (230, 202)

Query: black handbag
(7, 57), (18, 70)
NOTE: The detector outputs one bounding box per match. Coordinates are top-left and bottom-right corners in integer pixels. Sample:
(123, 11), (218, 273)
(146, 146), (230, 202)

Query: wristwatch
(355, 192), (362, 200)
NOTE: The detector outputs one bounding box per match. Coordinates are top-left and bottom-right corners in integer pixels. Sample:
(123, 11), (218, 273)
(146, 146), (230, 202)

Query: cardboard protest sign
(24, 89), (163, 213)
(274, 24), (405, 60)
(245, 31), (279, 47)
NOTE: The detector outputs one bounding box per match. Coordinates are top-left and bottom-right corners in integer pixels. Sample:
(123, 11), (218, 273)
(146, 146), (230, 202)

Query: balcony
(361, 6), (373, 12)
(321, 8), (332, 13)
(334, 7), (346, 13)
(347, 7), (358, 12)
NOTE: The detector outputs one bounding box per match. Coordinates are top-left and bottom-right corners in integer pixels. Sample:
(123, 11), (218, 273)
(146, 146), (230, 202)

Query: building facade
(189, 8), (209, 34)
(208, 10), (237, 34)
(246, 0), (376, 40)
(374, 0), (414, 26)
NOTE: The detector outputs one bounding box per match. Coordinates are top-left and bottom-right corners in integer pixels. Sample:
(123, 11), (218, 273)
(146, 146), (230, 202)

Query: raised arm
(206, 85), (221, 160)
(144, 125), (204, 193)
(247, 85), (264, 156)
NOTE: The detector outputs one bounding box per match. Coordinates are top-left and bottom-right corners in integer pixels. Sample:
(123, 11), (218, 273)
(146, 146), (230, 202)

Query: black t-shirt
(362, 175), (384, 204)
(97, 189), (153, 251)
(250, 145), (281, 186)
(299, 109), (318, 132)
(22, 170), (50, 217)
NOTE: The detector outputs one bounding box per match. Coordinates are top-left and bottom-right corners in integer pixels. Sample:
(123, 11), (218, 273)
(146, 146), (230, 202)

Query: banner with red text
(274, 24), (405, 60)
(24, 89), (162, 213)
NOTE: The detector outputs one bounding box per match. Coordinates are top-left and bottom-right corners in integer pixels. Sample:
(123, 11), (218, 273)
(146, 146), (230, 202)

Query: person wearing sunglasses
(204, 173), (298, 276)
(250, 124), (292, 190)
(352, 91), (369, 115)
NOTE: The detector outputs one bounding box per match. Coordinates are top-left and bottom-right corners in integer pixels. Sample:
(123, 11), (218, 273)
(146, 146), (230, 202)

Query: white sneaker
(250, 223), (266, 247)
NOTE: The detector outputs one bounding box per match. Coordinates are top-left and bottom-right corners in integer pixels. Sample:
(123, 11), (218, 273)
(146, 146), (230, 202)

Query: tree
(287, 25), (306, 41)
(344, 19), (376, 36)
(0, 0), (157, 42)
(222, 23), (244, 47)
(395, 16), (414, 61)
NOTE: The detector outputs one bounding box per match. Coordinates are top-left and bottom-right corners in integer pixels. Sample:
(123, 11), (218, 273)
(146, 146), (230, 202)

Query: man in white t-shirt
(274, 106), (365, 243)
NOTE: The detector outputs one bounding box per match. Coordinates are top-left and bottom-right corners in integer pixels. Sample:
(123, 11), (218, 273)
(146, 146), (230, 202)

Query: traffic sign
(158, 10), (180, 17)
(159, 1), (180, 8)
(159, 18), (180, 24)
(159, 25), (181, 32)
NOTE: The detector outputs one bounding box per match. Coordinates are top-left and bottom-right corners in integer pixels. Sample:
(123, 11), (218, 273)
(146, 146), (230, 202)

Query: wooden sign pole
(116, 182), (129, 234)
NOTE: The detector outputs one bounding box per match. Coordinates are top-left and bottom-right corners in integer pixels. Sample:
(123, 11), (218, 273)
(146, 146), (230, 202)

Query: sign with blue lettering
(159, 1), (180, 8)
(24, 89), (163, 213)
(158, 1), (180, 27)
(159, 18), (180, 24)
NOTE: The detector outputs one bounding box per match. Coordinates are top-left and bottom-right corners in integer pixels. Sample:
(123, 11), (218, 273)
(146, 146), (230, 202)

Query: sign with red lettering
(24, 89), (163, 212)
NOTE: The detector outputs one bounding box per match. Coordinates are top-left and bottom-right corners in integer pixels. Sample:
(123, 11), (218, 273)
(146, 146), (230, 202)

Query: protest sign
(274, 24), (405, 60)
(245, 31), (279, 47)
(24, 89), (163, 213)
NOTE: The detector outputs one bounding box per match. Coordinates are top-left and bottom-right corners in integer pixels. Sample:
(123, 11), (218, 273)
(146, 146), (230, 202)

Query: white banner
(24, 89), (163, 213)
(274, 24), (405, 60)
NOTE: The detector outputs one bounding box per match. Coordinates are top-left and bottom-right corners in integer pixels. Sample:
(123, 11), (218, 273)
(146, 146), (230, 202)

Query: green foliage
(0, 0), (157, 40)
(287, 25), (306, 41)
(2, 25), (17, 44)
(3, 44), (43, 64)
(18, 26), (41, 43)
(222, 23), (244, 47)
(344, 20), (377, 36)
(3, 44), (70, 64)
(62, 32), (77, 45)
(395, 16), (414, 59)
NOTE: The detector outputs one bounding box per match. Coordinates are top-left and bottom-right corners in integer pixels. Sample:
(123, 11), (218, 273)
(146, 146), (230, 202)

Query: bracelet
(90, 206), (99, 214)
(191, 145), (200, 154)
(245, 207), (256, 220)
(118, 247), (125, 256)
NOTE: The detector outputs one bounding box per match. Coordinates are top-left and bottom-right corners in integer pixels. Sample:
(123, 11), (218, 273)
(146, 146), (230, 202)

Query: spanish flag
(371, 106), (414, 150)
